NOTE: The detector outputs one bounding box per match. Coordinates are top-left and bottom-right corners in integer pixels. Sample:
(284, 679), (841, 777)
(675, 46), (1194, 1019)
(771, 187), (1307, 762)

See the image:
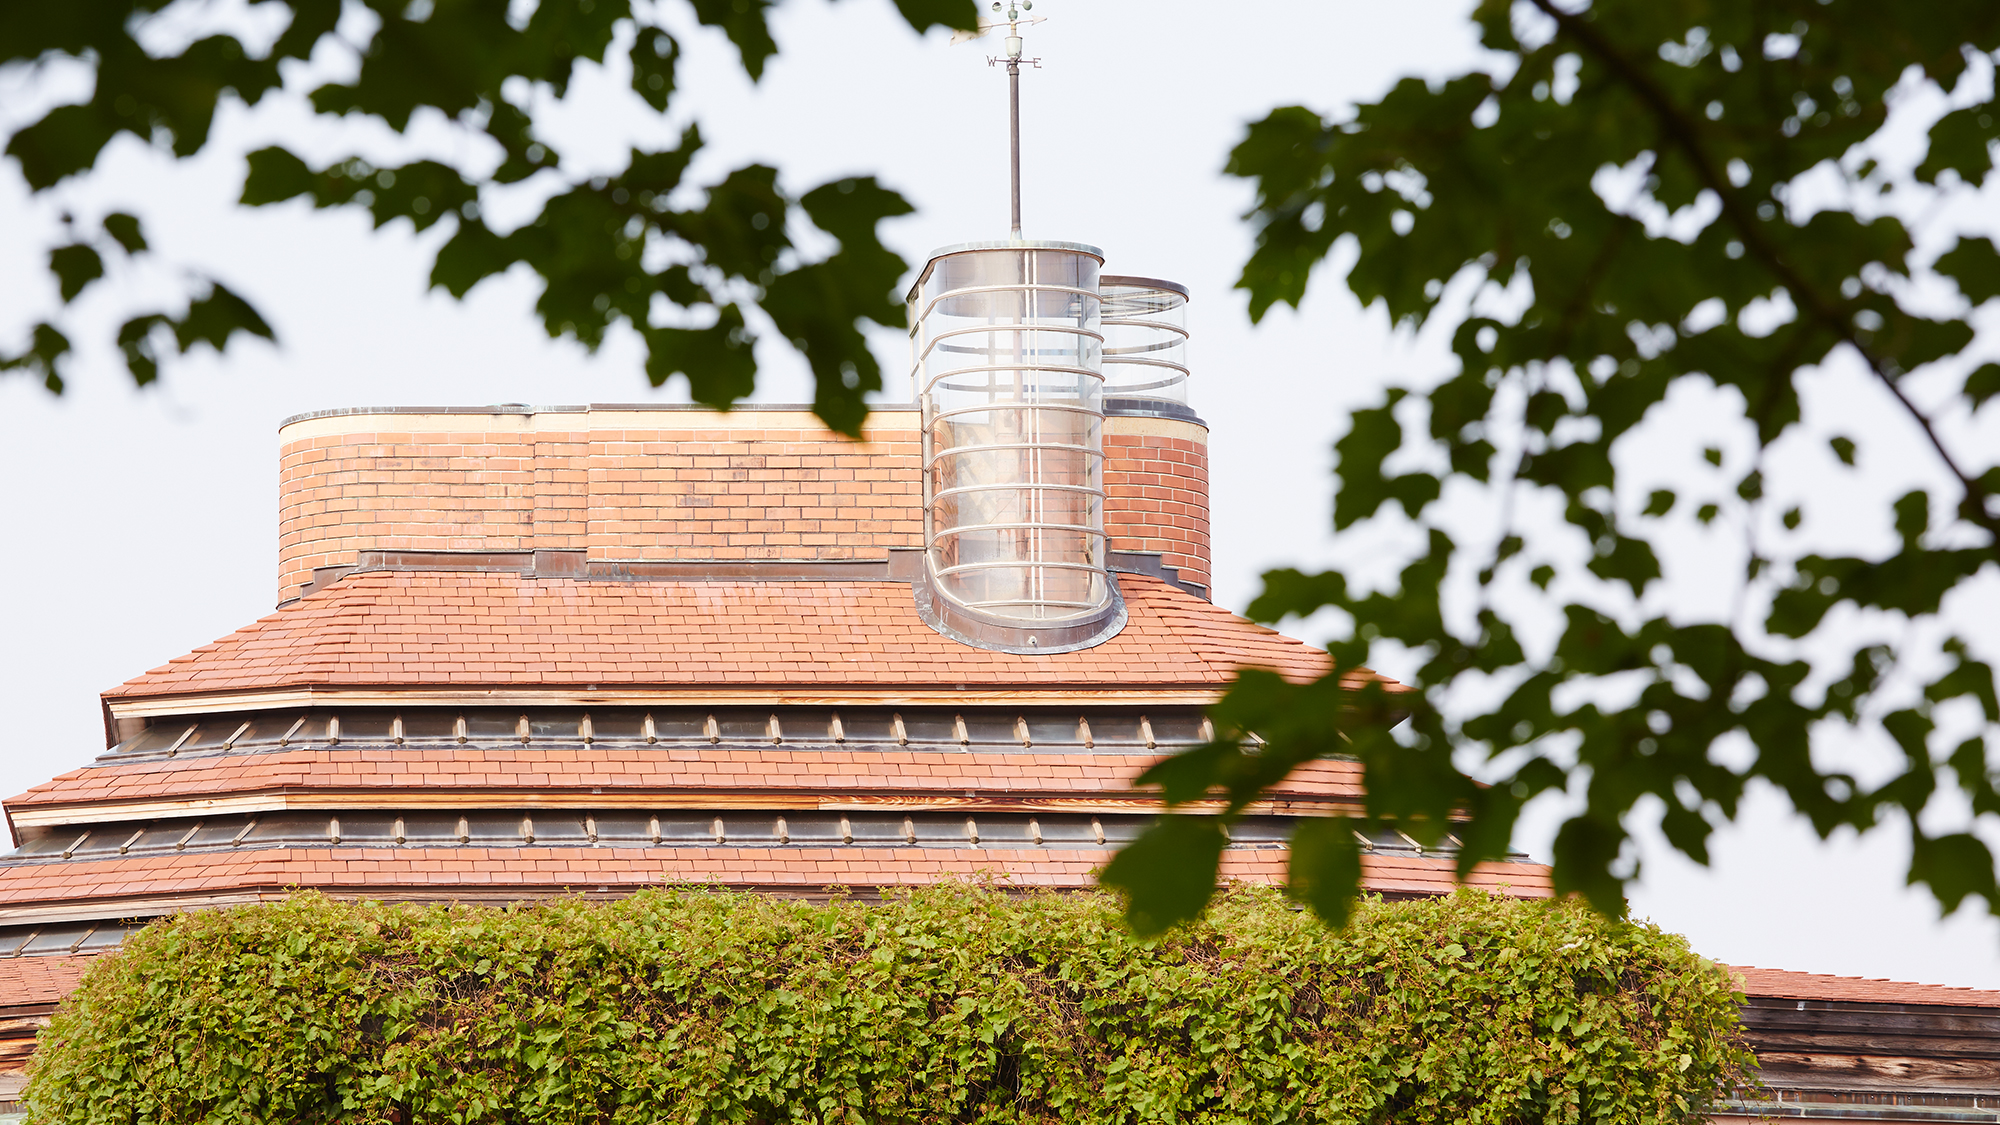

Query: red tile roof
(0, 849), (1551, 908)
(105, 572), (1376, 699)
(0, 954), (100, 1010)
(8, 748), (1364, 809)
(1730, 965), (2000, 1008)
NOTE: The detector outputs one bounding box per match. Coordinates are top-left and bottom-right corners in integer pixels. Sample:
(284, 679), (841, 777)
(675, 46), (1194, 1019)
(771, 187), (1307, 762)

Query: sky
(2, 0), (1999, 986)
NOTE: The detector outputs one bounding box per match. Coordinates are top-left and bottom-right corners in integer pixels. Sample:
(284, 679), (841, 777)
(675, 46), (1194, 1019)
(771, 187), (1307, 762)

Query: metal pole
(1008, 57), (1022, 238)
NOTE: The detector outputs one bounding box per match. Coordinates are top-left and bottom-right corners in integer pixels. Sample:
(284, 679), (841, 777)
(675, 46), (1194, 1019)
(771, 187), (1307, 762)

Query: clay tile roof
(8, 750), (1366, 809)
(104, 572), (1390, 699)
(1729, 964), (2000, 1008)
(0, 954), (100, 1009)
(0, 850), (1551, 910)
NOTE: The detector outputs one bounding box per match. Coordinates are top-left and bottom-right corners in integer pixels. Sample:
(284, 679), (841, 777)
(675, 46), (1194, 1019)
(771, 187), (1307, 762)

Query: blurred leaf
(643, 307), (756, 407)
(48, 244), (103, 302)
(0, 323), (72, 392)
(1917, 102), (1999, 185)
(688, 0), (778, 81)
(4, 0), (944, 424)
(886, 0), (980, 32)
(1935, 236), (2000, 305)
(101, 212), (146, 253)
(1100, 816), (1227, 936)
(1286, 818), (1364, 928)
(630, 27), (678, 111)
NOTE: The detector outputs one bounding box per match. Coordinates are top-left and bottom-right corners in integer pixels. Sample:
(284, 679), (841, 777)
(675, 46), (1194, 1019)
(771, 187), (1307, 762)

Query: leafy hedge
(26, 887), (1750, 1125)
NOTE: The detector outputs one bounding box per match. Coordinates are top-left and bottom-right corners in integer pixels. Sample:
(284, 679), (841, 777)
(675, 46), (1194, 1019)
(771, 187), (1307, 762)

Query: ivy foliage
(1, 0), (976, 434)
(1106, 0), (2000, 932)
(26, 887), (1750, 1125)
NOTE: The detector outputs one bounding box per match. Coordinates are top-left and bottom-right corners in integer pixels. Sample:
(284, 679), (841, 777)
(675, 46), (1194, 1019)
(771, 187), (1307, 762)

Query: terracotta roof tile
(1729, 965), (2000, 1008)
(0, 954), (100, 1009)
(104, 573), (1377, 699)
(8, 750), (1364, 808)
(0, 850), (1550, 908)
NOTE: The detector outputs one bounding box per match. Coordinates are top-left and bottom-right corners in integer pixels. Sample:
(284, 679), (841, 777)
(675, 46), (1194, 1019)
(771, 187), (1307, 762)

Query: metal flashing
(279, 402), (921, 430)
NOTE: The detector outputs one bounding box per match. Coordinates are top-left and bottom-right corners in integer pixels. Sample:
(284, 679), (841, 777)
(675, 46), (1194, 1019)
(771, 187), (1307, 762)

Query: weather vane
(955, 1), (1045, 239)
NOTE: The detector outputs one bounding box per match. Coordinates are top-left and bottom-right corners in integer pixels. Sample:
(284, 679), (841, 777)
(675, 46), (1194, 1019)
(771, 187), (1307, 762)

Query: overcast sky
(3, 0), (1998, 986)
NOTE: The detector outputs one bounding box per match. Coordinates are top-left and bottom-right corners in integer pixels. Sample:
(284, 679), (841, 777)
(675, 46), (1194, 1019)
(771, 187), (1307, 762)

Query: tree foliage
(25, 887), (1751, 1124)
(1106, 0), (2000, 931)
(0, 0), (975, 435)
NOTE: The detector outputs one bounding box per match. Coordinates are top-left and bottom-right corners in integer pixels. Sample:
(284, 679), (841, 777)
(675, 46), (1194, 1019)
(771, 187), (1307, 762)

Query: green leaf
(430, 219), (514, 298)
(763, 175), (913, 435)
(1829, 435), (1857, 465)
(102, 212), (147, 253)
(1963, 363), (2000, 413)
(885, 0), (980, 32)
(1908, 833), (1998, 915)
(688, 0), (779, 81)
(5, 103), (119, 191)
(642, 307), (756, 408)
(48, 244), (104, 302)
(1935, 236), (2000, 305)
(174, 282), (274, 353)
(1099, 816), (1227, 936)
(0, 323), (72, 392)
(1642, 489), (1675, 517)
(1133, 741), (1232, 807)
(1550, 816), (1628, 918)
(1893, 490), (1929, 546)
(241, 146), (317, 205)
(1285, 818), (1364, 928)
(1917, 102), (1999, 186)
(115, 313), (172, 387)
(630, 27), (678, 112)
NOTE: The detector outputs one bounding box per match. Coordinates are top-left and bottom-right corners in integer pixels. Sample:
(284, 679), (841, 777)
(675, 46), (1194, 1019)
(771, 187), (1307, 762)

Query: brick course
(1102, 416), (1210, 590)
(277, 410), (925, 599)
(0, 849), (1552, 907)
(277, 407), (1211, 602)
(12, 748), (1367, 809)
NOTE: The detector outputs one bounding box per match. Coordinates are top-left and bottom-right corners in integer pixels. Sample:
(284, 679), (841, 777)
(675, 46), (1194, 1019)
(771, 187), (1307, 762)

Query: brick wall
(1102, 416), (1211, 592)
(276, 406), (1210, 601)
(276, 408), (924, 599)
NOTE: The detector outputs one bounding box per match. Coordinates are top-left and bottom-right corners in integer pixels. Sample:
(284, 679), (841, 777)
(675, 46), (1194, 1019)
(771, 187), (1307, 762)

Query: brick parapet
(275, 407), (1209, 602)
(1102, 416), (1210, 591)
(276, 409), (925, 599)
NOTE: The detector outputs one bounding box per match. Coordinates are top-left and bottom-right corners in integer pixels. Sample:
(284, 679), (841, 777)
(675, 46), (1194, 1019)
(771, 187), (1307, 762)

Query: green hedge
(25, 887), (1750, 1124)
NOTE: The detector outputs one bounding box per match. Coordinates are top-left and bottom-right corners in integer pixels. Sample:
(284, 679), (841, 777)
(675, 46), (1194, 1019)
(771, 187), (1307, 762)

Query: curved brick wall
(276, 405), (1210, 604)
(1102, 415), (1210, 593)
(276, 407), (924, 600)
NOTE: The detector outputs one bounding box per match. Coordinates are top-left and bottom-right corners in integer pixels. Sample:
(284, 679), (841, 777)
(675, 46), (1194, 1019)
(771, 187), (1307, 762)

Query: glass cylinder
(911, 242), (1108, 628)
(1098, 276), (1190, 407)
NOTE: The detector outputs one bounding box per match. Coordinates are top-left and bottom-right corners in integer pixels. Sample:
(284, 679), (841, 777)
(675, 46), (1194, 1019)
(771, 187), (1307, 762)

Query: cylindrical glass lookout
(1099, 275), (1191, 410)
(909, 241), (1123, 652)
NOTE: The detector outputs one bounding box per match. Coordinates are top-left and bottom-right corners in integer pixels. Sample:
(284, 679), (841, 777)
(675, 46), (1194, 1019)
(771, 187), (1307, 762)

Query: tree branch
(1526, 0), (2000, 548)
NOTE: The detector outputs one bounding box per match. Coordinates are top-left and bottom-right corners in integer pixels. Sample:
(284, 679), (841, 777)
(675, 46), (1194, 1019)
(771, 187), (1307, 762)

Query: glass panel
(462, 710), (523, 743)
(334, 713), (396, 743)
(916, 245), (1111, 628)
(1100, 280), (1190, 405)
(399, 711), (461, 741)
(585, 711), (649, 742)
